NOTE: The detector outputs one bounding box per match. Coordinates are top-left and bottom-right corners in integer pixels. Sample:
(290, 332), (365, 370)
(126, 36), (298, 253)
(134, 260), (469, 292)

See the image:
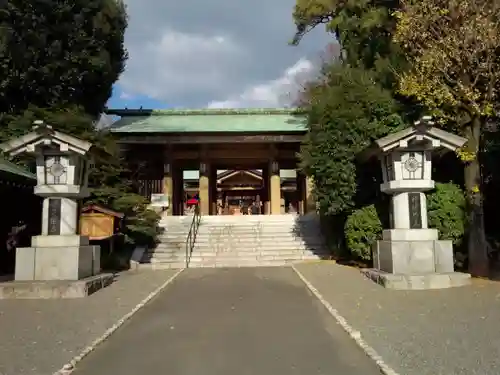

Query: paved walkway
(294, 263), (500, 375)
(0, 270), (179, 375)
(71, 267), (380, 375)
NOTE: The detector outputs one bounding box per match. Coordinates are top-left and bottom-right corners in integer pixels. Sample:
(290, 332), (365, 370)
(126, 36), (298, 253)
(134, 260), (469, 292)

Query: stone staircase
(141, 214), (330, 269)
(140, 215), (194, 267)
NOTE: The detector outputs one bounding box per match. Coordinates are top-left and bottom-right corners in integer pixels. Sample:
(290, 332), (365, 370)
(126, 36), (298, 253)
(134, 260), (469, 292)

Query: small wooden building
(80, 205), (124, 241)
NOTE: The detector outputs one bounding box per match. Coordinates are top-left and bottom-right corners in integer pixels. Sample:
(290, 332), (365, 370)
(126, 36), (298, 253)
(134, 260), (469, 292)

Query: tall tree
(393, 0), (500, 276)
(292, 0), (403, 77)
(299, 63), (404, 215)
(0, 0), (127, 116)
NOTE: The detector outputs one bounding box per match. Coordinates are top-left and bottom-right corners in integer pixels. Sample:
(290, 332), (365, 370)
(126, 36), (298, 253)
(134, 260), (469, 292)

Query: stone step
(148, 256), (321, 264)
(158, 236), (323, 243)
(147, 250), (329, 258)
(149, 243), (325, 253)
(195, 229), (321, 237)
(156, 238), (187, 243)
(159, 230), (322, 236)
(160, 223), (320, 229)
(138, 260), (305, 270)
(197, 222), (316, 227)
(157, 236), (324, 243)
(148, 258), (327, 266)
(192, 244), (326, 251)
(148, 248), (329, 256)
(198, 220), (319, 224)
(147, 256), (330, 264)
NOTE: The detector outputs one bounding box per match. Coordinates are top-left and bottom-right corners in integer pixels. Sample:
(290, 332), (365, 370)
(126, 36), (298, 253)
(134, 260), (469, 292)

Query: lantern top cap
(361, 117), (467, 160)
(0, 120), (94, 157)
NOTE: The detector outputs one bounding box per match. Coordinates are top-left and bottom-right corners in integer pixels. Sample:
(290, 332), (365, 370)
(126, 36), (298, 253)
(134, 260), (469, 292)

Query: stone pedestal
(14, 235), (100, 281)
(363, 229), (471, 290)
(0, 274), (114, 299)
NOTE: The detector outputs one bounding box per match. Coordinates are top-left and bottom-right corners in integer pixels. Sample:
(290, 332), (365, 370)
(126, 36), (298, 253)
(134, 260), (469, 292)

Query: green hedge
(344, 204), (382, 261)
(427, 182), (466, 245)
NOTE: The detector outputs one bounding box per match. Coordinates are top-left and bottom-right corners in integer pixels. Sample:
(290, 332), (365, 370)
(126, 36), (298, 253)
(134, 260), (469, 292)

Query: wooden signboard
(80, 205), (124, 240)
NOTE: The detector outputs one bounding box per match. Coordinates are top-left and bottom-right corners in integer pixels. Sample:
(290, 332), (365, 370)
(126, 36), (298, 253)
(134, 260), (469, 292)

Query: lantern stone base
(14, 236), (100, 281)
(0, 273), (114, 299)
(365, 236), (471, 290)
(361, 269), (471, 290)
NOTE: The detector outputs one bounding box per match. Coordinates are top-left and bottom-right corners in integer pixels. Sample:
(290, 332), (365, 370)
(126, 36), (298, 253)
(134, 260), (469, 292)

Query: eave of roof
(0, 158), (36, 180)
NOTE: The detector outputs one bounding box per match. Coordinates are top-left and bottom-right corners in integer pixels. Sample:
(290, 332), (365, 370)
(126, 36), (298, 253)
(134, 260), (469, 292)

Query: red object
(187, 198), (199, 205)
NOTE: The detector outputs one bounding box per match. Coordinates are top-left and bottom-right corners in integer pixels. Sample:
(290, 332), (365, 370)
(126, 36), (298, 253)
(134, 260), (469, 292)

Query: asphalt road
(72, 267), (381, 375)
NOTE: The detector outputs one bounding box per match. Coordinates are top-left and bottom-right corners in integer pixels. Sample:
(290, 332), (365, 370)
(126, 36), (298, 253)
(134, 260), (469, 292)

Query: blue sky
(107, 86), (172, 109)
(106, 0), (332, 110)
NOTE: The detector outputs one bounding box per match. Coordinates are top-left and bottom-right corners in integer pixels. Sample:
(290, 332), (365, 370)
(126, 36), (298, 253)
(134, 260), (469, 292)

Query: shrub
(427, 182), (466, 246)
(344, 204), (382, 260)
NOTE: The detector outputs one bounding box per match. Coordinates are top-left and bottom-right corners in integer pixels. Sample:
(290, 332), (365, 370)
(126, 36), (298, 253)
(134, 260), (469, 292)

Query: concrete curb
(53, 268), (185, 375)
(291, 265), (400, 375)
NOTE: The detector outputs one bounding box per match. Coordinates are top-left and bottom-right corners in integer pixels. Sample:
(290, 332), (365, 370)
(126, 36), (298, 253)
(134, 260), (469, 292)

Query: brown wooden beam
(172, 149), (297, 160)
(114, 133), (305, 144)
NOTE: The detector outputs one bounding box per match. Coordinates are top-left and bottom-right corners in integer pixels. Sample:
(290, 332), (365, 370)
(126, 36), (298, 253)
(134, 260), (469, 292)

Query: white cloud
(119, 29), (247, 103)
(207, 58), (316, 108)
(118, 0), (331, 107)
(119, 91), (134, 100)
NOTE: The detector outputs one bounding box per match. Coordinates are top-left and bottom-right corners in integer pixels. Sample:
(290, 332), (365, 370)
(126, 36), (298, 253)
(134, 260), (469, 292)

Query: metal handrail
(185, 204), (201, 268)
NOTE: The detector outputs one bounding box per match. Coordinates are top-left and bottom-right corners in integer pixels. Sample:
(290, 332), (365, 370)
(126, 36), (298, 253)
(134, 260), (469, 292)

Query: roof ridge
(106, 108), (305, 117)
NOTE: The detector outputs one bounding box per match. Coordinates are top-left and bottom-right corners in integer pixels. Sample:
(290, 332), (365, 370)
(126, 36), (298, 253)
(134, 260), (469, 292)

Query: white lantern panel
(400, 151), (424, 180)
(44, 155), (68, 185)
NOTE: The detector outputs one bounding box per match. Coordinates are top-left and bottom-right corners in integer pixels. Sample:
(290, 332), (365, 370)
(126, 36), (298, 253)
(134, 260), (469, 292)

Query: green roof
(0, 158), (36, 180)
(106, 108), (308, 133)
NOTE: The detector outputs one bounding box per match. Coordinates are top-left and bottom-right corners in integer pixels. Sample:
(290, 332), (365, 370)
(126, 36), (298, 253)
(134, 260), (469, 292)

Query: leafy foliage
(0, 105), (96, 142)
(393, 0), (499, 276)
(344, 204), (382, 261)
(299, 63), (404, 216)
(394, 0), (500, 120)
(0, 0), (127, 116)
(427, 183), (466, 246)
(292, 0), (406, 84)
(88, 192), (160, 247)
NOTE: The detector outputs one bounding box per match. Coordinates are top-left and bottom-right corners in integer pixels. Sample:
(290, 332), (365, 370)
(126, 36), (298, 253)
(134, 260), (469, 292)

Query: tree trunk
(464, 117), (489, 277)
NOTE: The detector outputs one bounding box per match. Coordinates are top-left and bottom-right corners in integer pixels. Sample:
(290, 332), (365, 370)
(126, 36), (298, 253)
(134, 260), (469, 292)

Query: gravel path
(0, 269), (178, 375)
(294, 263), (500, 375)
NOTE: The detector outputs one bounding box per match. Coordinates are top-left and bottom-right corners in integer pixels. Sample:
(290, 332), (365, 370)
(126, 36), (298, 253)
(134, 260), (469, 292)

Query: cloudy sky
(106, 0), (332, 109)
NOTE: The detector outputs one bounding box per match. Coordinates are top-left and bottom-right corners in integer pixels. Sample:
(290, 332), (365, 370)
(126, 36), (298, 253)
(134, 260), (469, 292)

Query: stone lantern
(0, 121), (109, 288)
(361, 117), (472, 290)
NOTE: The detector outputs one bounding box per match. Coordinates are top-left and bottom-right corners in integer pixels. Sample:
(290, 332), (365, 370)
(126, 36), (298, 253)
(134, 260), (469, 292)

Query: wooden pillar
(199, 161), (210, 215)
(163, 147), (173, 215)
(172, 165), (183, 216)
(210, 167), (217, 215)
(269, 159), (281, 215)
(262, 165), (270, 214)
